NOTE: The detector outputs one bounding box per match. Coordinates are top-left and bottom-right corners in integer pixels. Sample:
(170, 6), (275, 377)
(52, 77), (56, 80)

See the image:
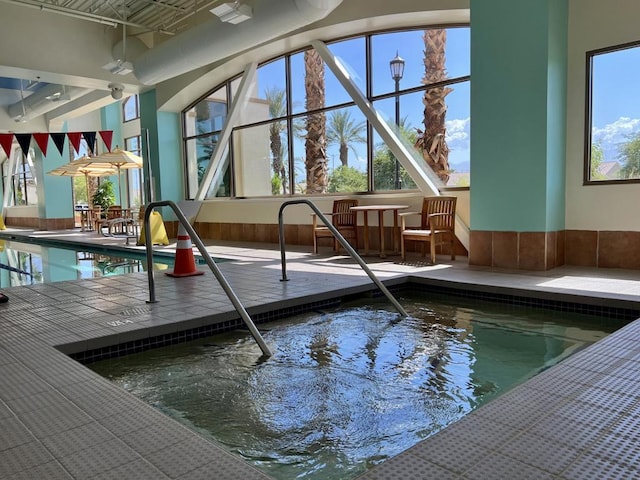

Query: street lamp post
(389, 51), (405, 190)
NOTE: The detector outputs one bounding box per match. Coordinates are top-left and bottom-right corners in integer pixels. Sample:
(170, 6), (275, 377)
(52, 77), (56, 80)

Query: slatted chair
(400, 196), (457, 263)
(313, 199), (359, 254)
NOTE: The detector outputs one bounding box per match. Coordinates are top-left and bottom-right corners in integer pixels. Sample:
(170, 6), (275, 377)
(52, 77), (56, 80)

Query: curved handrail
(143, 200), (272, 357)
(278, 199), (408, 318)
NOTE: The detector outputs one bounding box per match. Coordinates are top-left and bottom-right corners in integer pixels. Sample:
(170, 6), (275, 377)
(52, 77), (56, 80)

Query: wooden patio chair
(313, 199), (359, 254)
(400, 196), (457, 263)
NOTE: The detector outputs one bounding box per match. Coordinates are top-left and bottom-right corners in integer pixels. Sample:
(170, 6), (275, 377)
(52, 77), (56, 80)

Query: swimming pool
(0, 238), (174, 287)
(90, 291), (615, 480)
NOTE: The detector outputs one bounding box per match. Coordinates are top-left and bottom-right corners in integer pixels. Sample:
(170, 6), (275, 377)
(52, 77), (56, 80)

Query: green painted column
(140, 90), (184, 209)
(469, 0), (567, 269)
(36, 143), (73, 224)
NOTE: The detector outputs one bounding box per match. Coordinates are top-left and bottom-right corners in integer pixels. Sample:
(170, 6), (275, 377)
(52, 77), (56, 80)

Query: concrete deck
(0, 227), (639, 479)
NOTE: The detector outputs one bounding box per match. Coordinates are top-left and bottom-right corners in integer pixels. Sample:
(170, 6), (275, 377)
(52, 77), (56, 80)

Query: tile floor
(0, 227), (639, 479)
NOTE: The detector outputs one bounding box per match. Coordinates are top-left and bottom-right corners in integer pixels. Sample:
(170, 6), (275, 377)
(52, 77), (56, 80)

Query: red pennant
(0, 133), (13, 158)
(99, 130), (113, 152)
(33, 133), (50, 156)
(67, 132), (82, 155)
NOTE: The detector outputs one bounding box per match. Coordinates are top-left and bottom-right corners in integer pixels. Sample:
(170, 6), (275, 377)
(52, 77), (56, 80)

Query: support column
(470, 0), (567, 270)
(139, 89), (183, 206)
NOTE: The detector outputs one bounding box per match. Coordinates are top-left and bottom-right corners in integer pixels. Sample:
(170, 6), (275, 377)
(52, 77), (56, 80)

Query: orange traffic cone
(166, 233), (204, 278)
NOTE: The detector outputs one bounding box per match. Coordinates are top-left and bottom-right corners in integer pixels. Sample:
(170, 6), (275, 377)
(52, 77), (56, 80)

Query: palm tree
(265, 87), (288, 193)
(327, 110), (366, 167)
(304, 48), (328, 194)
(415, 29), (452, 184)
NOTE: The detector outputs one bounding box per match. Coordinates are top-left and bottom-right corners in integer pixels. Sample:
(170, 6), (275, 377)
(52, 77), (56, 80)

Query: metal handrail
(278, 199), (408, 318)
(143, 200), (272, 357)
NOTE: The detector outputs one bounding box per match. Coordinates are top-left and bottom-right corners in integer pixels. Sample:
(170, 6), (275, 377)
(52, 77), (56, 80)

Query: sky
(254, 27), (471, 174)
(591, 44), (640, 163)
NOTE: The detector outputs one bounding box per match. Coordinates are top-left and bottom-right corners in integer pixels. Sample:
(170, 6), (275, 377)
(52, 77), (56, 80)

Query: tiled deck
(0, 227), (639, 479)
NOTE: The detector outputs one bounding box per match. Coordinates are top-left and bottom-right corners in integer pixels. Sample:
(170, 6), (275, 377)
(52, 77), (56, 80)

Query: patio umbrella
(48, 156), (117, 206)
(76, 148), (143, 207)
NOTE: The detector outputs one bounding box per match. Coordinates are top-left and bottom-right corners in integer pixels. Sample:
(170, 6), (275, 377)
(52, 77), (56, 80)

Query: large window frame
(183, 25), (470, 199)
(584, 40), (640, 185)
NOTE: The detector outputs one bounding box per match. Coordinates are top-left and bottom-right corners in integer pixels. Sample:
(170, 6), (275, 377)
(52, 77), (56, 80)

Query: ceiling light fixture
(108, 83), (124, 100)
(210, 2), (252, 24)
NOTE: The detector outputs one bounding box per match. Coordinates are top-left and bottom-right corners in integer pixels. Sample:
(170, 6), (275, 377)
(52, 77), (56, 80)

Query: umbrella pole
(84, 172), (90, 207)
(117, 165), (123, 208)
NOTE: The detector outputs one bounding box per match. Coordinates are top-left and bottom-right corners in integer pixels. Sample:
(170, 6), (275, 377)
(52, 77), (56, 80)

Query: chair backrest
(332, 199), (358, 228)
(421, 196), (456, 230)
(107, 205), (122, 219)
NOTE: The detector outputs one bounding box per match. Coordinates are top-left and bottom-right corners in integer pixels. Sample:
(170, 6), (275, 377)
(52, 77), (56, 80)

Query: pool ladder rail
(278, 199), (409, 318)
(142, 200), (273, 358)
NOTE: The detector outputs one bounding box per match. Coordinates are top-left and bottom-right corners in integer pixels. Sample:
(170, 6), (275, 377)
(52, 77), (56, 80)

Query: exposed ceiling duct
(133, 0), (343, 85)
(7, 83), (90, 122)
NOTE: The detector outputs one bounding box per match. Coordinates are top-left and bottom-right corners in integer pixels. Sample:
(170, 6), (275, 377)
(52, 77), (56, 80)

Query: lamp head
(389, 51), (405, 81)
(108, 83), (124, 100)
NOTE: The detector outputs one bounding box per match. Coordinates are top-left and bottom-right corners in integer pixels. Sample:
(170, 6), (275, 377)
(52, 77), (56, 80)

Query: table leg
(392, 209), (399, 253)
(378, 210), (386, 258)
(362, 211), (370, 255)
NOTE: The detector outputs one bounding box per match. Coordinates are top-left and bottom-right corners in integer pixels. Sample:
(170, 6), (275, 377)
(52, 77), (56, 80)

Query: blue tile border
(70, 282), (638, 365)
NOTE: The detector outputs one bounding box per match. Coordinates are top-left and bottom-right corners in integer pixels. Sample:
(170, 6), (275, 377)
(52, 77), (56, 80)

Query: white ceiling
(0, 0), (227, 132)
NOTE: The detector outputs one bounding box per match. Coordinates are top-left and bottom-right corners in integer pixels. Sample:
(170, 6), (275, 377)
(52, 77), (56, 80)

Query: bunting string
(0, 131), (113, 158)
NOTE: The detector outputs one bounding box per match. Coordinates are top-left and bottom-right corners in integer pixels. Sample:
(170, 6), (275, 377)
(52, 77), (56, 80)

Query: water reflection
(0, 239), (170, 287)
(91, 294), (614, 480)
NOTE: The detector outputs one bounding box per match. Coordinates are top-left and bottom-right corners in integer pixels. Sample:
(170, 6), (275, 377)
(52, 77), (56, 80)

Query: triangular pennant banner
(99, 130), (113, 152)
(0, 133), (14, 158)
(33, 133), (50, 156)
(82, 131), (97, 155)
(50, 133), (66, 155)
(67, 132), (82, 155)
(15, 134), (32, 157)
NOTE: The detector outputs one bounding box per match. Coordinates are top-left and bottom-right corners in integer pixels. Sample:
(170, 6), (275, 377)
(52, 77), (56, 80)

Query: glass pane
(233, 121), (289, 197)
(293, 112), (329, 194)
(123, 95), (139, 122)
(371, 28), (469, 98)
(205, 149), (231, 198)
(327, 37), (366, 95)
(326, 106), (368, 193)
(127, 168), (143, 207)
(184, 87), (227, 138)
(253, 58), (287, 123)
(185, 133), (220, 198)
(444, 80), (470, 187)
(589, 45), (640, 181)
(125, 136), (141, 156)
(291, 48), (353, 115)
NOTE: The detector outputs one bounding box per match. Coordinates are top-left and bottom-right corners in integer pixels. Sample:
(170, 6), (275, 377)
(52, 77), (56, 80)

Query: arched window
(183, 26), (470, 199)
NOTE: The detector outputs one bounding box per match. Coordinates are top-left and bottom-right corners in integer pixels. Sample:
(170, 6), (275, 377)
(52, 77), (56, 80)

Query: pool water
(90, 293), (615, 480)
(0, 239), (173, 287)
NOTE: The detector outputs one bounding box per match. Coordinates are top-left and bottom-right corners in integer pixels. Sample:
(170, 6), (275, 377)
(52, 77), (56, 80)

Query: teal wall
(546, 0), (568, 230)
(37, 132), (73, 219)
(470, 0), (567, 232)
(140, 90), (183, 214)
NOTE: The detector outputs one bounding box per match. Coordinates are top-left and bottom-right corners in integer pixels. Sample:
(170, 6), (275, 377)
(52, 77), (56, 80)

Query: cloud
(592, 117), (640, 159)
(445, 117), (470, 150)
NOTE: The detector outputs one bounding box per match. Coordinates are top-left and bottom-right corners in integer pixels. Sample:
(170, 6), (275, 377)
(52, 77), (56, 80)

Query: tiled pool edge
(358, 318), (640, 479)
(68, 279), (639, 365)
(2, 245), (640, 479)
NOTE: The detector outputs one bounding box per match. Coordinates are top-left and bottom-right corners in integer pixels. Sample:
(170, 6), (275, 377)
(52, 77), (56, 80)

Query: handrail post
(278, 199), (409, 318)
(143, 200), (272, 357)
